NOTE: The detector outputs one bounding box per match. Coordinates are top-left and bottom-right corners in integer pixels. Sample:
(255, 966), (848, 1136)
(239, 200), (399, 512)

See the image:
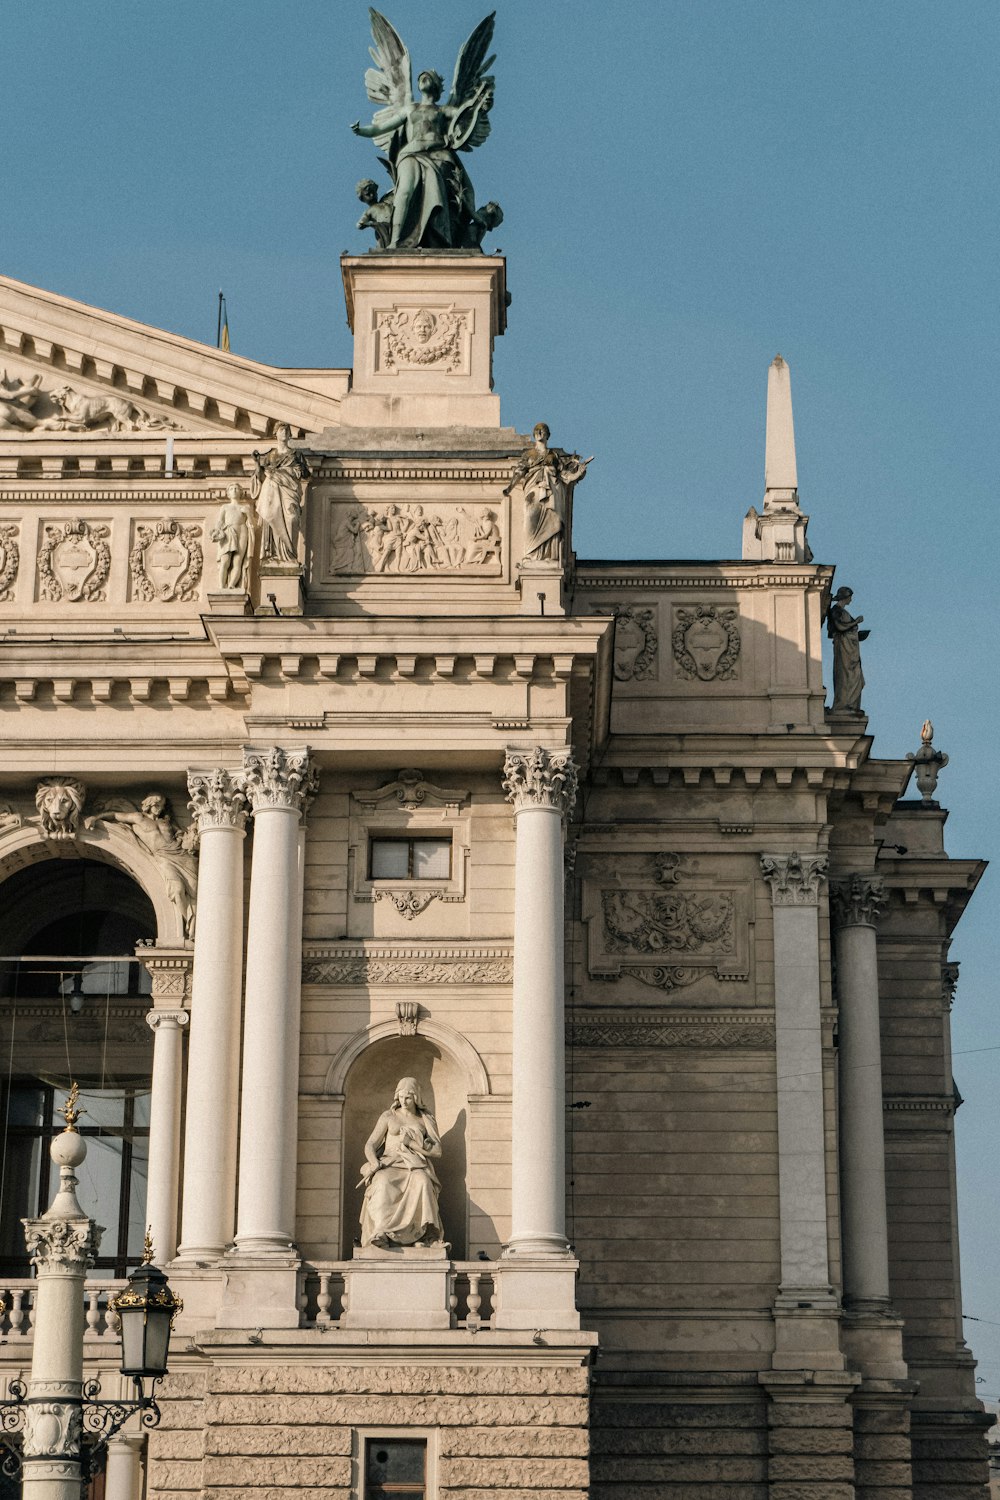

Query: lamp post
(0, 1085), (182, 1499)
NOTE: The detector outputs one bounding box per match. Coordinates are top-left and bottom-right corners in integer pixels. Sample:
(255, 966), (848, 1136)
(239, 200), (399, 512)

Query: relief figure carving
(603, 887), (735, 957)
(359, 1077), (444, 1248)
(130, 518), (203, 603)
(377, 305), (469, 372)
(38, 386), (177, 433)
(0, 370), (44, 430)
(34, 778), (86, 841)
(210, 485), (254, 591)
(330, 502), (501, 575)
(87, 795), (198, 939)
(672, 605), (740, 681)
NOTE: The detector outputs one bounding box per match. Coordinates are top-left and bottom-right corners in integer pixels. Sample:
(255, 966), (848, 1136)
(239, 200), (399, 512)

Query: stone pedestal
(516, 560), (566, 617)
(339, 253), (507, 428)
(341, 1246), (451, 1331)
(206, 589), (252, 616)
(216, 1254), (302, 1331)
(256, 563), (304, 616)
(493, 1258), (581, 1332)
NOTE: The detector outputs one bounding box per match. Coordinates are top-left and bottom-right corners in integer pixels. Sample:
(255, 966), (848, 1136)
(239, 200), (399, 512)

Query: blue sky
(5, 0), (999, 1392)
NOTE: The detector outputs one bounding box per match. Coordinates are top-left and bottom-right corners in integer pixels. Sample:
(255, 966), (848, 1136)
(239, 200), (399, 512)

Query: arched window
(0, 858), (156, 1278)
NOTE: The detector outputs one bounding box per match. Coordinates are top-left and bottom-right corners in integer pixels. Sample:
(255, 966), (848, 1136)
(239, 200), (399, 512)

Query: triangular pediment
(0, 274), (346, 439)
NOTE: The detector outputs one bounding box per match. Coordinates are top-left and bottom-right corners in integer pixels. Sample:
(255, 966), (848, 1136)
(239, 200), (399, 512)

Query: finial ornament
(906, 719), (949, 805)
(350, 10), (501, 250)
(57, 1082), (82, 1133)
(143, 1227), (155, 1265)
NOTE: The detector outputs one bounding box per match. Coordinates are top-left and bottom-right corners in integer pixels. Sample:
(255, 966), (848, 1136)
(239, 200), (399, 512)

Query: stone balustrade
(296, 1261), (497, 1332)
(0, 1278), (125, 1341)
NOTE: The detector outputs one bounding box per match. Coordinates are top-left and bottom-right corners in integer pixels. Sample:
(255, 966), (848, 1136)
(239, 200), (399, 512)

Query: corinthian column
(144, 1009), (188, 1264)
(759, 853), (834, 1304)
(175, 770), (249, 1263)
(502, 746), (578, 1257)
(234, 746), (317, 1254)
(830, 872), (890, 1311)
(21, 1110), (101, 1500)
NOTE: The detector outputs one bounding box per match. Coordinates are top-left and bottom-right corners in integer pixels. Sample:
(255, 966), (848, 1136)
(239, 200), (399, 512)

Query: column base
(842, 1303), (910, 1382)
(216, 1251), (301, 1329)
(771, 1287), (846, 1371)
(493, 1255), (580, 1331)
(504, 1232), (573, 1256)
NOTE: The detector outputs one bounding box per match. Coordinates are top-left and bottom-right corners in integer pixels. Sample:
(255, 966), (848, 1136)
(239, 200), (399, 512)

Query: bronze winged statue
(350, 9), (502, 250)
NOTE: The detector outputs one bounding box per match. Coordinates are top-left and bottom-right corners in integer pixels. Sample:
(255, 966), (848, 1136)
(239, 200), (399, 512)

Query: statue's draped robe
(828, 603), (865, 711)
(390, 143), (477, 249)
(360, 1111), (444, 1246)
(252, 447), (303, 564)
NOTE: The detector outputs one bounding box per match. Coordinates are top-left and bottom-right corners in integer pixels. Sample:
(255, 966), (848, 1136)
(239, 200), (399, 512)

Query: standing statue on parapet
(505, 423), (593, 565)
(827, 585), (869, 713)
(251, 424), (310, 565)
(350, 9), (501, 251)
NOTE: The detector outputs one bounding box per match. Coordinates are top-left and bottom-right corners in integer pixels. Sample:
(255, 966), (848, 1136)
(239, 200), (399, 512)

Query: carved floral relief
(330, 502), (501, 576)
(672, 604), (741, 682)
(0, 523), (19, 600)
(375, 305), (470, 373)
(38, 520), (111, 603)
(130, 518), (203, 602)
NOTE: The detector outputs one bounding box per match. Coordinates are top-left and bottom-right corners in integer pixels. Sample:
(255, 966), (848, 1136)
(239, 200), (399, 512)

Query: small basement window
(369, 835), (451, 881)
(365, 1437), (427, 1499)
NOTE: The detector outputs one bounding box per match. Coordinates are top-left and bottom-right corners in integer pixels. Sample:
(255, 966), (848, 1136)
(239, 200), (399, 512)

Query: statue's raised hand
(350, 120), (362, 135)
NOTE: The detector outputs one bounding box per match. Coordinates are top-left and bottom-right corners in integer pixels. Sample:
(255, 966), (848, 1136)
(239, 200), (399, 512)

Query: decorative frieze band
(503, 746), (578, 819)
(242, 745), (318, 815)
(187, 768), (249, 831)
(829, 873), (887, 928)
(568, 1012), (775, 1049)
(303, 952), (513, 985)
(759, 851), (828, 907)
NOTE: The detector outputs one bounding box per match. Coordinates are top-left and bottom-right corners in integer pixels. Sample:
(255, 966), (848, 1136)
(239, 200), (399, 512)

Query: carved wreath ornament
(672, 604), (741, 682)
(130, 518), (203, 603)
(613, 605), (658, 682)
(38, 519), (111, 603)
(378, 305), (469, 372)
(0, 523), (19, 601)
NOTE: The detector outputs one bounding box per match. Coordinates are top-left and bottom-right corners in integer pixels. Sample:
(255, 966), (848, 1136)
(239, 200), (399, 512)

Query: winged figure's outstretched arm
(351, 9), (413, 147)
(445, 12), (496, 152)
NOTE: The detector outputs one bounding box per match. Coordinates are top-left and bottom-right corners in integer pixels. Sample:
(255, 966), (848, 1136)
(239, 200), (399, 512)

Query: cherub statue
(356, 178), (394, 249)
(350, 10), (499, 251)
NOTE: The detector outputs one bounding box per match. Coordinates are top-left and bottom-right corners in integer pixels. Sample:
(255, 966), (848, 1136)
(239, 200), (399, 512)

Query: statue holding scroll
(358, 1077), (444, 1248)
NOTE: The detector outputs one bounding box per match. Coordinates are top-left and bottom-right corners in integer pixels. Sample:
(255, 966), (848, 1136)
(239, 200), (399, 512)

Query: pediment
(0, 274), (347, 440)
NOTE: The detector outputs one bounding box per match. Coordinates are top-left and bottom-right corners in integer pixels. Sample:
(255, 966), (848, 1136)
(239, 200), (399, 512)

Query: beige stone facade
(0, 254), (991, 1499)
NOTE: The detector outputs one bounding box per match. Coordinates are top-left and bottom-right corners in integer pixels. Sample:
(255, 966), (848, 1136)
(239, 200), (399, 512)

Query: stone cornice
(576, 562), (835, 594)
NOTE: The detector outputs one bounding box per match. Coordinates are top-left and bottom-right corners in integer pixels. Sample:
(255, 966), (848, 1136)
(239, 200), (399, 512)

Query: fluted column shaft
(104, 1437), (143, 1500)
(760, 852), (833, 1299)
(503, 747), (577, 1256)
(145, 1009), (188, 1264)
(235, 747), (316, 1253)
(176, 771), (249, 1262)
(831, 873), (890, 1309)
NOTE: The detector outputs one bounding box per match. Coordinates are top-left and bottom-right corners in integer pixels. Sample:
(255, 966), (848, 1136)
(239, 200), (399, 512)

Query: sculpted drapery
(359, 1077), (444, 1248)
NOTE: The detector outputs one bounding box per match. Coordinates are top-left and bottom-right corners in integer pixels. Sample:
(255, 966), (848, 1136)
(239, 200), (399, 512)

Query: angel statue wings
(350, 9), (501, 251)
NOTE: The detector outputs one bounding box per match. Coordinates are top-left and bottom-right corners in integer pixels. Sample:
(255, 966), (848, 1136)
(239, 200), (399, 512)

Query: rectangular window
(365, 1438), (426, 1499)
(369, 836), (451, 881)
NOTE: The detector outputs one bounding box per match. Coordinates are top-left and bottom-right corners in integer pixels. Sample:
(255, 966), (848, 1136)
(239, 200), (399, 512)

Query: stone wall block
(769, 1454), (854, 1482)
(440, 1428), (589, 1458)
(593, 1400), (762, 1430)
(148, 1461), (208, 1490)
(592, 1485), (764, 1500)
(591, 1425), (765, 1456)
(203, 1455), (353, 1487)
(769, 1428), (853, 1456)
(148, 1429), (205, 1460)
(590, 1455), (765, 1483)
(155, 1399), (209, 1430)
(855, 1434), (912, 1462)
(202, 1490), (350, 1500)
(911, 1458), (991, 1483)
(207, 1425), (354, 1457)
(439, 1491), (587, 1500)
(203, 1393), (586, 1427)
(161, 1372), (209, 1398)
(207, 1363), (588, 1396)
(440, 1457), (589, 1488)
(768, 1485), (855, 1500)
(767, 1403), (853, 1429)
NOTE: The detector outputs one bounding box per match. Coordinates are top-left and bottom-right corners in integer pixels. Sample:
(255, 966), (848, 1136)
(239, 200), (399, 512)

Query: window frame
(368, 834), (453, 883)
(353, 1429), (436, 1500)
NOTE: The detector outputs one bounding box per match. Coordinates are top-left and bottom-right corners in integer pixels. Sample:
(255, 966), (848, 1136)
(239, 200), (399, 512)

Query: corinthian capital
(23, 1215), (101, 1275)
(829, 873), (887, 928)
(760, 851), (828, 907)
(503, 746), (578, 818)
(187, 768), (249, 831)
(243, 745), (318, 815)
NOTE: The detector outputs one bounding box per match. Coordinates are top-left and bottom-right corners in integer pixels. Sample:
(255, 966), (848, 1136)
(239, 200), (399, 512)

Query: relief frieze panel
(129, 518), (203, 602)
(583, 851), (750, 993)
(374, 304), (472, 375)
(329, 500), (502, 577)
(38, 519), (111, 602)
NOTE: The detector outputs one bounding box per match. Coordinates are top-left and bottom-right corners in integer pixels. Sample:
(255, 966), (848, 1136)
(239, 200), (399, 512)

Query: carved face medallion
(412, 309), (436, 344)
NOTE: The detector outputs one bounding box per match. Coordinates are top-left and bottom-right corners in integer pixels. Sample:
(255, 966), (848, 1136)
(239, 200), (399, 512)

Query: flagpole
(216, 290), (223, 349)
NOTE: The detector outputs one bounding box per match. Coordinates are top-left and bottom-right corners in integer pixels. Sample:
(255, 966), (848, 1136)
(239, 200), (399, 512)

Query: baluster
(316, 1272), (333, 1327)
(9, 1288), (26, 1336)
(448, 1271), (459, 1326)
(85, 1287), (101, 1337)
(107, 1300), (121, 1337)
(467, 1272), (482, 1332)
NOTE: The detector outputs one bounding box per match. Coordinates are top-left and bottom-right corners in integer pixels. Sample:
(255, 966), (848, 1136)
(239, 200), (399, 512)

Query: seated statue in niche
(358, 1077), (444, 1249)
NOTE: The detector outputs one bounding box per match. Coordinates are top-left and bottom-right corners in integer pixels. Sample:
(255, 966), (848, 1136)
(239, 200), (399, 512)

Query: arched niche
(0, 824), (181, 945)
(339, 1033), (472, 1261)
